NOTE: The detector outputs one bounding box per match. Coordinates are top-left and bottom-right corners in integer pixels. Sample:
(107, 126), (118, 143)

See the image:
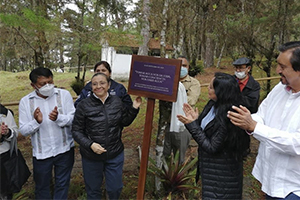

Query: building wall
(101, 45), (132, 80)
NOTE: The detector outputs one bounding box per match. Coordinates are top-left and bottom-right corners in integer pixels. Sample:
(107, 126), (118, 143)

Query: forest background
(1, 0), (300, 79)
(0, 0), (299, 199)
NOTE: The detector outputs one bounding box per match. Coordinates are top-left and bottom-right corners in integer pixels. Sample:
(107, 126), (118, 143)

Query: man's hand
(34, 107), (43, 124)
(49, 106), (58, 121)
(227, 105), (257, 132)
(90, 142), (107, 154)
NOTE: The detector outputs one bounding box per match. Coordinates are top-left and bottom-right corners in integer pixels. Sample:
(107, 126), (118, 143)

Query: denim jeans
(33, 148), (74, 200)
(266, 193), (300, 200)
(82, 151), (124, 200)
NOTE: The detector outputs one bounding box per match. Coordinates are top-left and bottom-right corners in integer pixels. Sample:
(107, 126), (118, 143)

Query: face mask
(235, 71), (247, 79)
(180, 67), (188, 78)
(36, 84), (54, 97)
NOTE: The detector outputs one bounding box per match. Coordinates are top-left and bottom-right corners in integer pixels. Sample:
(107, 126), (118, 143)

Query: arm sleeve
(4, 110), (18, 141)
(120, 106), (139, 127)
(251, 84), (300, 156)
(18, 98), (41, 137)
(253, 123), (300, 156)
(185, 117), (227, 154)
(187, 78), (201, 107)
(55, 91), (75, 127)
(72, 103), (93, 149)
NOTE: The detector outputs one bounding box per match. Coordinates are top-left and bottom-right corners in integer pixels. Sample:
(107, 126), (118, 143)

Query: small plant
(148, 152), (200, 199)
(189, 61), (204, 77)
(70, 79), (84, 95)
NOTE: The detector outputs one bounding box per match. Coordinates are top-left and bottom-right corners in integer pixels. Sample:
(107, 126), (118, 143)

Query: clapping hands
(177, 103), (199, 124)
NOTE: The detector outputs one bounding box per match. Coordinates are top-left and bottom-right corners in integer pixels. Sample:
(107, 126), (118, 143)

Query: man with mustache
(227, 41), (300, 200)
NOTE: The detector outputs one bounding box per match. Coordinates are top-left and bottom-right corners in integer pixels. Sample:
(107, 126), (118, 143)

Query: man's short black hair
(29, 67), (53, 83)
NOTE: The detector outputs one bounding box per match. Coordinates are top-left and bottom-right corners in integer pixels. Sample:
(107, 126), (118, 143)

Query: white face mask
(36, 84), (54, 97)
(235, 71), (247, 79)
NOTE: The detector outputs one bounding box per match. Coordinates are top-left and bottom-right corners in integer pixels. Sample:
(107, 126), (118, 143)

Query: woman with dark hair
(72, 73), (142, 200)
(177, 72), (250, 200)
(74, 61), (132, 108)
(0, 104), (18, 199)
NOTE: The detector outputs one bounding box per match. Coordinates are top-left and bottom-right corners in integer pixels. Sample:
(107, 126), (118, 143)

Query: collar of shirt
(180, 75), (191, 83)
(237, 76), (249, 91)
(284, 85), (300, 96)
(93, 92), (109, 104)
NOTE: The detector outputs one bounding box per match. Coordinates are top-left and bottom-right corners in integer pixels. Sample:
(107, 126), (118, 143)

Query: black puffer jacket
(186, 100), (248, 200)
(72, 94), (139, 161)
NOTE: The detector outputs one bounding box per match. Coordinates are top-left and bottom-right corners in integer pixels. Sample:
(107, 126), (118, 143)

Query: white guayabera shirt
(251, 82), (300, 198)
(19, 88), (75, 160)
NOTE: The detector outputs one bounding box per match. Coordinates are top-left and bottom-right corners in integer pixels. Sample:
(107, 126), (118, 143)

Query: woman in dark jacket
(74, 61), (132, 108)
(177, 72), (250, 200)
(0, 104), (18, 199)
(72, 73), (141, 200)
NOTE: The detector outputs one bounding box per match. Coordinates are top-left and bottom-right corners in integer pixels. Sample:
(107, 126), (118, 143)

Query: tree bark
(138, 0), (150, 56)
(159, 0), (169, 58)
(204, 36), (215, 68)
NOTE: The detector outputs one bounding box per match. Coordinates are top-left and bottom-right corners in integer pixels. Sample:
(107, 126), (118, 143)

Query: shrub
(70, 79), (84, 95)
(189, 61), (204, 77)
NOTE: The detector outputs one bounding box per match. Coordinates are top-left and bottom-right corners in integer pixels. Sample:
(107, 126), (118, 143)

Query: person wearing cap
(233, 57), (260, 113)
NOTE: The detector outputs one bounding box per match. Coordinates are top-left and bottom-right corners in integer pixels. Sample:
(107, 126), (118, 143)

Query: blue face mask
(180, 67), (188, 78)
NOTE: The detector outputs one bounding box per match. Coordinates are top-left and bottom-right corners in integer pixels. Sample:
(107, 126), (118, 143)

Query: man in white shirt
(227, 41), (300, 200)
(161, 56), (201, 164)
(19, 67), (75, 200)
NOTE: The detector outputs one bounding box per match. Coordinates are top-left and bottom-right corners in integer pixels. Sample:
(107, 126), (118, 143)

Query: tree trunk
(156, 0), (170, 192)
(138, 0), (150, 56)
(204, 36), (215, 68)
(173, 16), (184, 58)
(216, 42), (226, 68)
(76, 0), (86, 82)
(159, 0), (169, 58)
(34, 47), (44, 68)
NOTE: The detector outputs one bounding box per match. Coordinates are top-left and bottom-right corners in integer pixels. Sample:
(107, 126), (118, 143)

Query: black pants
(0, 150), (13, 199)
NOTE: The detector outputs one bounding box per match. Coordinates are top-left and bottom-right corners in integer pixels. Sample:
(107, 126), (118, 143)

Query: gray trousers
(163, 128), (191, 164)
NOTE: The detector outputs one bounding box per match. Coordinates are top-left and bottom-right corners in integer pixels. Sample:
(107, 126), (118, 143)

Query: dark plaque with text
(128, 55), (181, 102)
